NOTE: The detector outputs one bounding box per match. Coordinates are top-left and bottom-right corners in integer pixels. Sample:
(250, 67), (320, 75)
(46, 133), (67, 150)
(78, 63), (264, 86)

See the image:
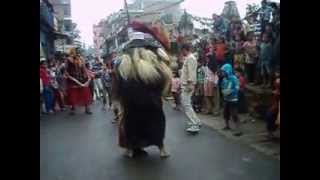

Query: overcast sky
(71, 0), (280, 47)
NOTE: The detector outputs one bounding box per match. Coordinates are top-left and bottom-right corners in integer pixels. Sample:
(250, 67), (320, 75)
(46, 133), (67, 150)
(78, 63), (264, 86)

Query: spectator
(40, 58), (54, 114)
(85, 62), (95, 100)
(193, 60), (205, 113)
(235, 68), (248, 114)
(180, 43), (202, 133)
(50, 62), (65, 111)
(101, 65), (113, 110)
(171, 71), (181, 111)
(233, 34), (245, 71)
(265, 23), (276, 44)
(265, 70), (280, 139)
(259, 0), (273, 33)
(248, 15), (261, 37)
(259, 33), (273, 87)
(203, 55), (217, 114)
(56, 58), (67, 110)
(92, 57), (104, 100)
(219, 64), (242, 136)
(243, 31), (258, 84)
(214, 37), (227, 67)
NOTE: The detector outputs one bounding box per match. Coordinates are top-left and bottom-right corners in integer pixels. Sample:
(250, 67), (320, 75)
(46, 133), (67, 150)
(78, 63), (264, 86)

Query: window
(63, 5), (71, 17)
(61, 0), (70, 4)
(64, 22), (71, 32)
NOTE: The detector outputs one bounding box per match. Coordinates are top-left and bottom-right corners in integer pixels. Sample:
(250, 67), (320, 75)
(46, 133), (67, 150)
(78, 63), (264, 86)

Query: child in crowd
(219, 64), (242, 136)
(40, 59), (55, 114)
(57, 60), (67, 109)
(52, 61), (66, 111)
(265, 69), (280, 139)
(243, 31), (258, 84)
(233, 34), (245, 72)
(264, 23), (276, 44)
(235, 68), (248, 114)
(50, 65), (61, 111)
(171, 71), (181, 110)
(193, 60), (205, 113)
(203, 55), (217, 114)
(214, 38), (227, 67)
(85, 62), (95, 100)
(259, 33), (273, 87)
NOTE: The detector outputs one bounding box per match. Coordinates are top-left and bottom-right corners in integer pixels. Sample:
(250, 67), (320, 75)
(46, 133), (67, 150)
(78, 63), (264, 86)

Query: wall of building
(40, 0), (56, 58)
(51, 0), (73, 52)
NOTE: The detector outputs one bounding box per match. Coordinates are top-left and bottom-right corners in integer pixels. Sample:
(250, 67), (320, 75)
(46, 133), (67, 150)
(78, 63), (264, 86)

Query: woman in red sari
(65, 49), (93, 115)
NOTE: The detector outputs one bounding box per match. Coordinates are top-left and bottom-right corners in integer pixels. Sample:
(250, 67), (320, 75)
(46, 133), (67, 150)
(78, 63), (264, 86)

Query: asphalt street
(40, 101), (280, 180)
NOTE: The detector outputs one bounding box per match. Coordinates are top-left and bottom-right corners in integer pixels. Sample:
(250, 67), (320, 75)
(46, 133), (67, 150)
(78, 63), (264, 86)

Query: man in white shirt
(180, 44), (202, 133)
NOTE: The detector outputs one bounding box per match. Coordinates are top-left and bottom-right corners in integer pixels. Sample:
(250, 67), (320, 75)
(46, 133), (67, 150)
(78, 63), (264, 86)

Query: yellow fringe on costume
(118, 47), (172, 96)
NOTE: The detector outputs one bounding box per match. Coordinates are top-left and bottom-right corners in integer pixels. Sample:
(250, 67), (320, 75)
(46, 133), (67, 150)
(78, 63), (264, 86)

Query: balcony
(40, 1), (55, 30)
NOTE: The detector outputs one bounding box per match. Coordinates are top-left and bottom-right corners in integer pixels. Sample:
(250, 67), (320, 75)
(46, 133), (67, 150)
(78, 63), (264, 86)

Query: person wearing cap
(113, 21), (171, 158)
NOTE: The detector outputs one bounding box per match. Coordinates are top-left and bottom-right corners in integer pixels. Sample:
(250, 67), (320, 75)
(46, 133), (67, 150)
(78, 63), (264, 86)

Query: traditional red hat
(128, 20), (170, 51)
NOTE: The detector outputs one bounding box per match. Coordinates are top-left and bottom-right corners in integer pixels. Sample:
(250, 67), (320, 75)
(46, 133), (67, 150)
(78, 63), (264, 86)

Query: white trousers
(93, 78), (103, 98)
(181, 88), (201, 126)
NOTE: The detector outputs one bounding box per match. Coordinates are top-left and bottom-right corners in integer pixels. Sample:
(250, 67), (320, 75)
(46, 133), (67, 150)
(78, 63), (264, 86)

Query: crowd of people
(40, 0), (280, 158)
(40, 50), (121, 123)
(171, 0), (280, 138)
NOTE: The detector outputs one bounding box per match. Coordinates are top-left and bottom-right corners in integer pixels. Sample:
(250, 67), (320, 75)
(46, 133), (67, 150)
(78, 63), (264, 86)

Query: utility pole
(124, 0), (131, 39)
(124, 0), (130, 24)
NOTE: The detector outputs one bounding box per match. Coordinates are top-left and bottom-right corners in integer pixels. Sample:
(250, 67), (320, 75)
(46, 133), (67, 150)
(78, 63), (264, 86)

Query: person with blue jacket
(219, 63), (243, 136)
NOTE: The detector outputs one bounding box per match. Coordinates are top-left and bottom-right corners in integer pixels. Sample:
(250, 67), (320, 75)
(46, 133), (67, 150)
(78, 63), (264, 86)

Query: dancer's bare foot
(124, 149), (134, 158)
(159, 147), (170, 158)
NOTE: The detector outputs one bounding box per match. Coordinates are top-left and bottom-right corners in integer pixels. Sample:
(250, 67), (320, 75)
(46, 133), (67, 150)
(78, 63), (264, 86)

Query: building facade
(93, 21), (105, 58)
(51, 0), (73, 53)
(93, 0), (184, 59)
(40, 0), (56, 59)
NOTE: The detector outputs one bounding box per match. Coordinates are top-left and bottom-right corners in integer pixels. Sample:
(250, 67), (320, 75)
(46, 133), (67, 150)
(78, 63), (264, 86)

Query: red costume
(65, 55), (92, 107)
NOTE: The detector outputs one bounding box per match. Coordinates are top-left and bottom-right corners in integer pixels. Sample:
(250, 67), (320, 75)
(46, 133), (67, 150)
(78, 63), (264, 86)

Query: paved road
(40, 102), (280, 180)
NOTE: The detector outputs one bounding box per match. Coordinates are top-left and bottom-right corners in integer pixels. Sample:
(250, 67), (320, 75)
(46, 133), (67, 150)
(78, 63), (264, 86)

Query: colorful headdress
(128, 20), (170, 51)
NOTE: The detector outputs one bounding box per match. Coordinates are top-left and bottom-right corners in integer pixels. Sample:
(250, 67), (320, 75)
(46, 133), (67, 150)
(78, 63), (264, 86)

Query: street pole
(124, 0), (131, 42)
(124, 0), (130, 24)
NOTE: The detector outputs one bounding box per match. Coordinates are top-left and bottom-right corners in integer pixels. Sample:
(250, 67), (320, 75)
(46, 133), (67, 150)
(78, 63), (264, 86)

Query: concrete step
(244, 84), (274, 119)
